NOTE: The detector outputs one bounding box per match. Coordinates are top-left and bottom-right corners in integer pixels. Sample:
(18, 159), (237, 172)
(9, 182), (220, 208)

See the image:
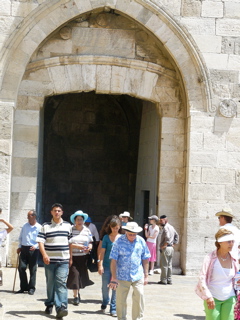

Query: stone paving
(0, 267), (205, 320)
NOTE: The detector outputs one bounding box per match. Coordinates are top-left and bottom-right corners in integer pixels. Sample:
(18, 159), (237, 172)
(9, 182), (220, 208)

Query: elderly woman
(67, 210), (94, 306)
(196, 228), (238, 320)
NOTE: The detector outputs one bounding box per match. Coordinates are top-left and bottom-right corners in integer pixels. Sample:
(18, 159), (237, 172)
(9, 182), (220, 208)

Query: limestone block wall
(0, 0), (239, 274)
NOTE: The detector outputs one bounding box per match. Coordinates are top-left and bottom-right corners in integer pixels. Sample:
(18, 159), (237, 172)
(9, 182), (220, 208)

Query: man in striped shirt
(37, 203), (72, 319)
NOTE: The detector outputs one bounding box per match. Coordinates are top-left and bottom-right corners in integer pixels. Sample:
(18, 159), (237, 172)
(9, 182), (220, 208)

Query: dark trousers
(18, 246), (39, 291)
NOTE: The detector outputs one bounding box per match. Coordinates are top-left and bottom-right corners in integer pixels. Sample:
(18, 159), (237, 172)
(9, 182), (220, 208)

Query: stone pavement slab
(0, 267), (205, 320)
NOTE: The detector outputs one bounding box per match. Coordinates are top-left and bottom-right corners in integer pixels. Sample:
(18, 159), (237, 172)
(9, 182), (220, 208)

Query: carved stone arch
(0, 0), (211, 112)
(20, 56), (178, 103)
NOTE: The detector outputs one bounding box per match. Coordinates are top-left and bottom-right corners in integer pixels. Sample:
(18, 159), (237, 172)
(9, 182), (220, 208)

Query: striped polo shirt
(37, 219), (72, 263)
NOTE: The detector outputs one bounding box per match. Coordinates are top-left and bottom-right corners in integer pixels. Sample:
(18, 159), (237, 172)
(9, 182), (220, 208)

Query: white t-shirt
(146, 225), (159, 244)
(87, 223), (99, 241)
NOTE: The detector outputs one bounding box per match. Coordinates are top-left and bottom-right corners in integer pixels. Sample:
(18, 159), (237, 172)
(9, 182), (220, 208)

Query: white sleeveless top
(208, 258), (235, 300)
(146, 225), (159, 244)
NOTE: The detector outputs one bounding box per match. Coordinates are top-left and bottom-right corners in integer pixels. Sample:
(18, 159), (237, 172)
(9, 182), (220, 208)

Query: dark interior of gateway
(41, 92), (143, 226)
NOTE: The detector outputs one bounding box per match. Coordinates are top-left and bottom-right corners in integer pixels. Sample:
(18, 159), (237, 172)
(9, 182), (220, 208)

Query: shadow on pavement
(175, 314), (205, 320)
(5, 310), (55, 318)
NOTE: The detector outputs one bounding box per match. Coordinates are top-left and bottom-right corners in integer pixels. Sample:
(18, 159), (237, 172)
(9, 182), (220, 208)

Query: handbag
(87, 251), (98, 272)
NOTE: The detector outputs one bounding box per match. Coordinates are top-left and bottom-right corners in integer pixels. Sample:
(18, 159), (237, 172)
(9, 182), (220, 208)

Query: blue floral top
(109, 234), (150, 282)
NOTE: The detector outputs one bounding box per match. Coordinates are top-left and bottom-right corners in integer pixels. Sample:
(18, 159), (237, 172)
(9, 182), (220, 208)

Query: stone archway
(1, 0), (211, 273)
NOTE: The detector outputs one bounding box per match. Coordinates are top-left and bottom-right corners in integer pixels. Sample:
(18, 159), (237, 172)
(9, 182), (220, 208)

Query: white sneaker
(149, 270), (153, 275)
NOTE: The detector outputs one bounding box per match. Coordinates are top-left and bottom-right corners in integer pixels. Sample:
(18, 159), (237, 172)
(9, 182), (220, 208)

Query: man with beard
(158, 215), (179, 285)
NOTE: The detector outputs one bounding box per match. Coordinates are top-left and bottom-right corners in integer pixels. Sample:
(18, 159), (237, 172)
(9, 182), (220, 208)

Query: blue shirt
(19, 222), (42, 249)
(109, 234), (150, 282)
(102, 234), (114, 268)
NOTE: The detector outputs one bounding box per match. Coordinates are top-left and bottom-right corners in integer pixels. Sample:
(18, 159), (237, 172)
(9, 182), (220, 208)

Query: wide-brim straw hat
(119, 211), (133, 220)
(215, 208), (234, 218)
(122, 222), (142, 233)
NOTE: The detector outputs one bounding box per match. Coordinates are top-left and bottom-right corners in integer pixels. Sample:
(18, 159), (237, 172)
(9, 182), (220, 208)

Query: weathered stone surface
(225, 2), (240, 19)
(188, 167), (201, 183)
(11, 191), (36, 211)
(159, 183), (184, 200)
(0, 140), (11, 156)
(17, 96), (44, 111)
(202, 53), (228, 70)
(193, 35), (222, 53)
(203, 132), (227, 150)
(217, 151), (240, 169)
(225, 185), (240, 202)
(216, 18), (240, 36)
(0, 0), (11, 16)
(13, 141), (38, 158)
(96, 65), (112, 93)
(72, 28), (135, 57)
(228, 54), (240, 71)
(190, 152), (217, 167)
(14, 110), (39, 126)
(161, 151), (184, 167)
(11, 1), (38, 17)
(0, 173), (10, 192)
(189, 184), (225, 201)
(12, 157), (37, 177)
(160, 167), (176, 183)
(202, 168), (235, 184)
(189, 132), (203, 150)
(201, 1), (223, 18)
(181, 17), (215, 35)
(210, 69), (239, 83)
(11, 177), (37, 193)
(161, 118), (185, 134)
(13, 125), (39, 143)
(181, 0), (201, 17)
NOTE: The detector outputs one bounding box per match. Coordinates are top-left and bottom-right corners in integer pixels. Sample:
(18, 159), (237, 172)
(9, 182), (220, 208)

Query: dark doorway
(41, 92), (142, 224)
(143, 190), (150, 227)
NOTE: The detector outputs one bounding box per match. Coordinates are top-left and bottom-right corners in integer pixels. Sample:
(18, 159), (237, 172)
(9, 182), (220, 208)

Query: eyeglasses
(127, 233), (137, 237)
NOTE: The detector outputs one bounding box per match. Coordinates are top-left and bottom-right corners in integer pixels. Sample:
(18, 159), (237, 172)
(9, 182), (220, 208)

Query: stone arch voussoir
(19, 56), (179, 105)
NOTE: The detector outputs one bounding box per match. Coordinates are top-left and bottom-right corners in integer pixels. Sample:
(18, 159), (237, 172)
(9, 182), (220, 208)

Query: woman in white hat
(195, 229), (238, 320)
(119, 211), (133, 227)
(67, 211), (94, 306)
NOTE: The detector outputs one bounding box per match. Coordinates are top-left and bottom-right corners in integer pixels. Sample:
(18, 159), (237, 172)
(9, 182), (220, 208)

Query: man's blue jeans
(102, 267), (116, 313)
(44, 262), (69, 311)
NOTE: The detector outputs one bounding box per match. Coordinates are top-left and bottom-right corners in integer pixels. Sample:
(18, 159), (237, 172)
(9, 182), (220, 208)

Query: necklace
(219, 254), (229, 261)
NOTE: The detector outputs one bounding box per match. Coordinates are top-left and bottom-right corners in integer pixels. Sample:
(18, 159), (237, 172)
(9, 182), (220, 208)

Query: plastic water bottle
(83, 241), (89, 250)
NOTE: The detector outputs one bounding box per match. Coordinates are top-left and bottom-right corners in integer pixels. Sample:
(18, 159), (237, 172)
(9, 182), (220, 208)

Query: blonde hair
(215, 228), (233, 250)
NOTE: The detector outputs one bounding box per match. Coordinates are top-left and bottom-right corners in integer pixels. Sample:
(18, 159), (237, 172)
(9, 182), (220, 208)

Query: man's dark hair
(223, 215), (232, 224)
(160, 215), (167, 219)
(51, 203), (63, 210)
